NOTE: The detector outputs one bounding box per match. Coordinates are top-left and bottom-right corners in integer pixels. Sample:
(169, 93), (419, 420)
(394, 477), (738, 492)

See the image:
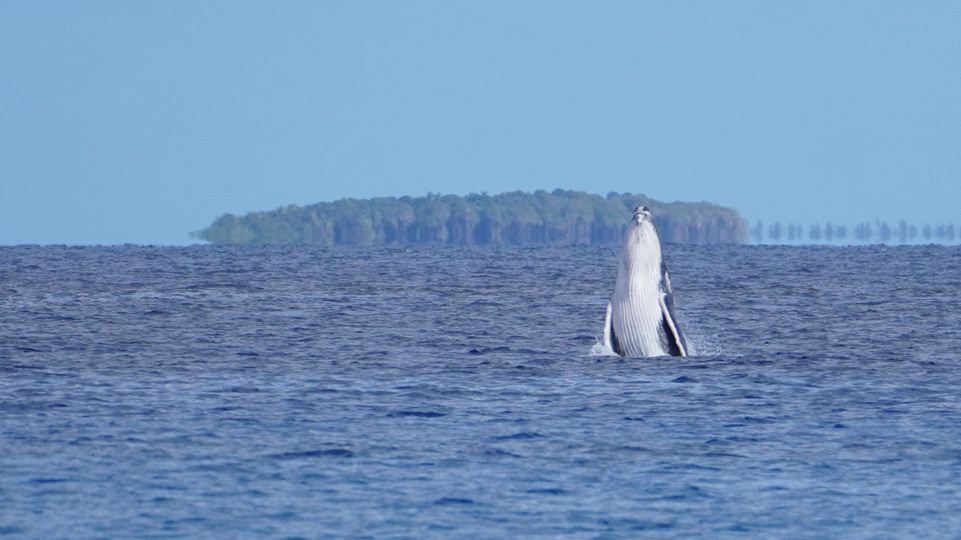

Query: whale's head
(622, 206), (662, 269)
(632, 206), (652, 225)
(630, 206), (658, 238)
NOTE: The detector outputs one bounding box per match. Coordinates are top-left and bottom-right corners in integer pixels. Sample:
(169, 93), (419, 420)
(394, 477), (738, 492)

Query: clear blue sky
(2, 1), (959, 245)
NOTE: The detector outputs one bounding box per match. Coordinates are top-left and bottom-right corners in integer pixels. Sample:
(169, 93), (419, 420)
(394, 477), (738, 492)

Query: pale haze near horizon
(2, 2), (959, 246)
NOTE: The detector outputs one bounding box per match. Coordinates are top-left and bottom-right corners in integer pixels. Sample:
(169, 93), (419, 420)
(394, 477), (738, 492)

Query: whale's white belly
(610, 281), (669, 357)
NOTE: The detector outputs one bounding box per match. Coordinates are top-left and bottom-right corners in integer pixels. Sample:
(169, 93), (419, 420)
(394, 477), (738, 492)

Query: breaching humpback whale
(602, 206), (689, 357)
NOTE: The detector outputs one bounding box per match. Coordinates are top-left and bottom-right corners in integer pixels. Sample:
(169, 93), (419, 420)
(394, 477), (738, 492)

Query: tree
(751, 221), (764, 243)
(768, 221), (782, 242)
(879, 221), (892, 243)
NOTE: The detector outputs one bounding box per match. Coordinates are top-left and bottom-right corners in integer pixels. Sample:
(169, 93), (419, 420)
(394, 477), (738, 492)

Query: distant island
(193, 189), (748, 246)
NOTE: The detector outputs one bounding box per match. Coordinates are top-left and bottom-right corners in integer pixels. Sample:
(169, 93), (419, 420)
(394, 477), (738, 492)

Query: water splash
(589, 338), (617, 356)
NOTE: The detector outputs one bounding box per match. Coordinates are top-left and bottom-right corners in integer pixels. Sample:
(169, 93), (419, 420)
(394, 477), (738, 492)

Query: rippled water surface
(2, 244), (961, 538)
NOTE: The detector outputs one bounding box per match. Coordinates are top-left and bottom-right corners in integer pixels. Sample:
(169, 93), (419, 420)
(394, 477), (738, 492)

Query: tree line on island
(193, 189), (748, 246)
(751, 220), (959, 244)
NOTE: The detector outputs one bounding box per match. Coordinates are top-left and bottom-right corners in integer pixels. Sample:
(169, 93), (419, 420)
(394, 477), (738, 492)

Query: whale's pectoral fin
(658, 293), (688, 357)
(602, 301), (624, 356)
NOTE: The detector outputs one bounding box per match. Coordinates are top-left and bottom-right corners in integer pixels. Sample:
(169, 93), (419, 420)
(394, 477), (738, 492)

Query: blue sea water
(2, 244), (961, 539)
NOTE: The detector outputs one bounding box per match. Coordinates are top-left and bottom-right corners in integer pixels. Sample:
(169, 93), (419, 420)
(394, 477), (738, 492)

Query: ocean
(2, 244), (961, 539)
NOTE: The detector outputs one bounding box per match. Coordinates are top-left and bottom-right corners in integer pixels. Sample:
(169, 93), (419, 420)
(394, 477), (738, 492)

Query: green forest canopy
(193, 189), (747, 246)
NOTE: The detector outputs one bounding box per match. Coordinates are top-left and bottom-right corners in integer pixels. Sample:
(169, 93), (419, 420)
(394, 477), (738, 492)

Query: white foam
(589, 338), (617, 357)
